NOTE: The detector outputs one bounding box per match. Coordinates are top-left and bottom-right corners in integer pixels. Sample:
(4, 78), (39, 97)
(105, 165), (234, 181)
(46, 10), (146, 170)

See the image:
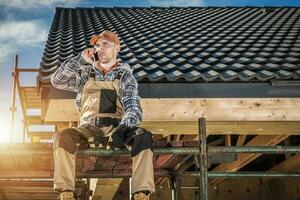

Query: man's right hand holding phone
(81, 48), (98, 66)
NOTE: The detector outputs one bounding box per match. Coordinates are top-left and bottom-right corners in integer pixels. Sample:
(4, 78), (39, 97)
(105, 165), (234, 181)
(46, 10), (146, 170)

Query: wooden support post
(22, 119), (26, 143)
(225, 135), (231, 146)
(284, 137), (292, 159)
(236, 135), (247, 146)
(10, 55), (19, 143)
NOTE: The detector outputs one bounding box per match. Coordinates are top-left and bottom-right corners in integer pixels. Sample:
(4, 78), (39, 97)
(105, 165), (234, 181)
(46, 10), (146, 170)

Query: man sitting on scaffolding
(51, 30), (155, 200)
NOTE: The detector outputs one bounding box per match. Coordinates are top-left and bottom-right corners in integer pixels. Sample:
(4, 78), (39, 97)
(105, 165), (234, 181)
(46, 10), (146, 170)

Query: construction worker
(51, 30), (155, 200)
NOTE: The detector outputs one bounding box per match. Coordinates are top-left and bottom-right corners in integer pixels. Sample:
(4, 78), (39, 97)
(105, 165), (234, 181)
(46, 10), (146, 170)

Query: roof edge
(55, 6), (300, 10)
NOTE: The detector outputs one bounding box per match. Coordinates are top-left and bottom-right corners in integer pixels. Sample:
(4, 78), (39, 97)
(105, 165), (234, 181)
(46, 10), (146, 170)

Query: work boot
(59, 191), (76, 200)
(131, 190), (150, 200)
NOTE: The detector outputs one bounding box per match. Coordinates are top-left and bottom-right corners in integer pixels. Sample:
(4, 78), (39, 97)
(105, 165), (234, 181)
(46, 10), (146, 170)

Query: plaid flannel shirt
(50, 54), (143, 128)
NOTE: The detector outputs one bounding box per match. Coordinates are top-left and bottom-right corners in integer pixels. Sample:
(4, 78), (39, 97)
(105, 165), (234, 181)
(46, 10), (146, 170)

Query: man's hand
(111, 124), (129, 148)
(81, 48), (97, 65)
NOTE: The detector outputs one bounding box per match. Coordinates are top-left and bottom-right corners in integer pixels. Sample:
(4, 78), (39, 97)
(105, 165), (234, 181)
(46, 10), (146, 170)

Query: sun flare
(0, 117), (11, 143)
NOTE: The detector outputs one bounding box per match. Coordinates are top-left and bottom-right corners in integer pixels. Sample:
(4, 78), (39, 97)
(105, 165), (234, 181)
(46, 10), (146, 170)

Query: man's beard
(99, 55), (110, 63)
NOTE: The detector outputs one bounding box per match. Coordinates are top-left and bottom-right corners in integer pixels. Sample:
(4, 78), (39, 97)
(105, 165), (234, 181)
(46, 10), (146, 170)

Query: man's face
(94, 39), (120, 64)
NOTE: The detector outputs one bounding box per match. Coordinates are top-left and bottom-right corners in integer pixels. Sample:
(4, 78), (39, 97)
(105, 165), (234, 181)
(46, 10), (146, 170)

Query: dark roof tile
(39, 7), (300, 85)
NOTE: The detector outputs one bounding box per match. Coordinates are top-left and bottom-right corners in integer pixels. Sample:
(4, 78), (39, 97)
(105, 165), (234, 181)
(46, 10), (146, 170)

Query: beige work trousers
(53, 128), (155, 194)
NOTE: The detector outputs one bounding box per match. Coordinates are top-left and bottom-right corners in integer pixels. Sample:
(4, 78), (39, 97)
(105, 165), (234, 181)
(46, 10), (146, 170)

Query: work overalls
(53, 67), (155, 194)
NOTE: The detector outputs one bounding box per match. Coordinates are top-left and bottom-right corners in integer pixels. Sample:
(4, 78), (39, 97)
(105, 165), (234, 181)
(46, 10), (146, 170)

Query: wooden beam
(269, 154), (300, 172)
(0, 191), (6, 200)
(0, 180), (53, 187)
(0, 170), (53, 179)
(260, 153), (300, 184)
(17, 68), (39, 72)
(236, 135), (247, 146)
(209, 135), (289, 186)
(26, 115), (63, 126)
(140, 121), (300, 136)
(225, 135), (231, 146)
(92, 178), (123, 200)
(28, 132), (54, 140)
(44, 98), (300, 122)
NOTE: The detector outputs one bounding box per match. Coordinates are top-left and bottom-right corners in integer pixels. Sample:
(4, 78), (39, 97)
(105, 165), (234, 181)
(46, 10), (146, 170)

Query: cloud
(149, 0), (204, 7)
(0, 20), (48, 65)
(0, 43), (16, 65)
(0, 20), (48, 45)
(0, 0), (82, 9)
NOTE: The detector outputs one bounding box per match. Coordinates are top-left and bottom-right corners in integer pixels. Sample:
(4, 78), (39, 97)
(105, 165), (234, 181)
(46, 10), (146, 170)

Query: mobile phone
(93, 52), (99, 62)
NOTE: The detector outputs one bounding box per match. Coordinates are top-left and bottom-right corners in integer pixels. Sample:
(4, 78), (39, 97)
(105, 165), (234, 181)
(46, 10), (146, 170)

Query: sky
(0, 0), (300, 143)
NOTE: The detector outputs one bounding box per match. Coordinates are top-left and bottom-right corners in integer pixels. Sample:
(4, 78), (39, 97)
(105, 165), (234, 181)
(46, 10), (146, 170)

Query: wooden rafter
(269, 154), (300, 172)
(209, 135), (289, 186)
(236, 135), (247, 146)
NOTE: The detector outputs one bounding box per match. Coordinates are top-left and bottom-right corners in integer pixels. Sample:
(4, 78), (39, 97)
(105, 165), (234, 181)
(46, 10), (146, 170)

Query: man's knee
(131, 128), (153, 157)
(53, 128), (78, 154)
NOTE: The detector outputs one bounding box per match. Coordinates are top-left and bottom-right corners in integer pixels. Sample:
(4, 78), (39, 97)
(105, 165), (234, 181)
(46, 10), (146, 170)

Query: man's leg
(130, 129), (155, 196)
(53, 128), (89, 193)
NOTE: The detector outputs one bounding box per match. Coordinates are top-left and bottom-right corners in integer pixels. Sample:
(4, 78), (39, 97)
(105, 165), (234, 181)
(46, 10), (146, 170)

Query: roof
(39, 6), (300, 86)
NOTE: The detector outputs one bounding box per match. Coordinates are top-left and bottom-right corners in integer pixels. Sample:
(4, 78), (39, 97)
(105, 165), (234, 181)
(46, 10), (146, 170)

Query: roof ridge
(55, 6), (300, 10)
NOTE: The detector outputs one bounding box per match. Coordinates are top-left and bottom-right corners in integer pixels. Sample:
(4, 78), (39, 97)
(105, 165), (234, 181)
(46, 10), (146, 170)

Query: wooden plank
(32, 155), (53, 171)
(1, 193), (57, 200)
(163, 155), (187, 170)
(92, 178), (123, 200)
(0, 193), (5, 200)
(0, 180), (53, 187)
(0, 156), (15, 171)
(140, 121), (300, 136)
(19, 87), (41, 110)
(95, 156), (119, 171)
(26, 116), (62, 126)
(76, 156), (85, 171)
(114, 156), (131, 170)
(210, 135), (288, 186)
(269, 154), (300, 172)
(0, 187), (54, 193)
(261, 154), (300, 184)
(236, 135), (247, 146)
(13, 155), (33, 171)
(154, 155), (174, 169)
(0, 171), (53, 179)
(44, 98), (300, 122)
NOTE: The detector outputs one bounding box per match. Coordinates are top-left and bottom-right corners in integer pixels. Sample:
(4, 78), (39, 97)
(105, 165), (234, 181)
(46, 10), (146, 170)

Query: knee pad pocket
(131, 129), (153, 157)
(53, 128), (78, 154)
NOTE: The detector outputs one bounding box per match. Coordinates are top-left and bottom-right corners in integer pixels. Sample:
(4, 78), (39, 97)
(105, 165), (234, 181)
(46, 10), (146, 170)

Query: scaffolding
(8, 55), (300, 199)
(3, 118), (300, 199)
(76, 118), (300, 200)
(9, 55), (56, 143)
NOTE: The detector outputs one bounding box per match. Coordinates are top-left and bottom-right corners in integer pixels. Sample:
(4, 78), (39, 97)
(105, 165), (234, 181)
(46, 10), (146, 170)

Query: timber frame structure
(1, 117), (300, 199)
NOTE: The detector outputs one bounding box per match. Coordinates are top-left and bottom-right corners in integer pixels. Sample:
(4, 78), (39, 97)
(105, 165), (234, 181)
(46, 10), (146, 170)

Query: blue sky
(0, 0), (300, 143)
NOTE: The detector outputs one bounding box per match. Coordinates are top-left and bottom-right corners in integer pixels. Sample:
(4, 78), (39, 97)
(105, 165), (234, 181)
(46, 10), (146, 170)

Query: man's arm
(50, 55), (87, 92)
(119, 70), (143, 128)
(51, 47), (97, 92)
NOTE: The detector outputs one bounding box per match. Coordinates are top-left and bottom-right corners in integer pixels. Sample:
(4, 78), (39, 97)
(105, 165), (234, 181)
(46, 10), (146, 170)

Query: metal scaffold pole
(198, 117), (208, 200)
(1, 145), (300, 155)
(173, 174), (181, 200)
(77, 146), (300, 156)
